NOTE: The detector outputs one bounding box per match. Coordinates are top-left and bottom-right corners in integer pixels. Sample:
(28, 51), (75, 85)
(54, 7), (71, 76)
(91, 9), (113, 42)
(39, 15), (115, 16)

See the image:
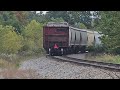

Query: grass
(0, 58), (16, 69)
(0, 52), (45, 79)
(0, 69), (41, 79)
(0, 52), (45, 69)
(85, 53), (120, 64)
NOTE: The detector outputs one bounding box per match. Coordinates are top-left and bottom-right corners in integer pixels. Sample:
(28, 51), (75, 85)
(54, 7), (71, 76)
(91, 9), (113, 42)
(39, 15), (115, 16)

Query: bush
(0, 25), (23, 54)
(86, 46), (95, 52)
(95, 11), (120, 54)
(94, 45), (105, 53)
(111, 47), (120, 54)
(22, 20), (44, 53)
(74, 22), (87, 29)
(50, 17), (64, 22)
(87, 45), (104, 53)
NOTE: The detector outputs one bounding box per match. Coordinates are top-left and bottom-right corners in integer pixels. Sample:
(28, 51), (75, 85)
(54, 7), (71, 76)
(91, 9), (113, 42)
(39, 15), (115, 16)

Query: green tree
(79, 11), (92, 29)
(74, 22), (87, 29)
(50, 17), (64, 22)
(26, 11), (47, 23)
(0, 11), (28, 33)
(96, 11), (120, 53)
(0, 25), (23, 54)
(22, 20), (43, 53)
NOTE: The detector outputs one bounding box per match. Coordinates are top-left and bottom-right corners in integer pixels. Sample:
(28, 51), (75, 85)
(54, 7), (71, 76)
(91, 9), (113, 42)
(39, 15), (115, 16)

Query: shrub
(0, 25), (23, 54)
(87, 45), (104, 53)
(22, 20), (44, 53)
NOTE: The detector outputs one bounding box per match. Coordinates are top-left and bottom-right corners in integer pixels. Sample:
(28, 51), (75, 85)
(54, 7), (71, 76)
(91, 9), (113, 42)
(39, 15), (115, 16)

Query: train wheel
(64, 49), (67, 55)
(71, 48), (74, 54)
(81, 46), (86, 53)
(74, 49), (78, 54)
(65, 48), (68, 55)
(74, 47), (78, 54)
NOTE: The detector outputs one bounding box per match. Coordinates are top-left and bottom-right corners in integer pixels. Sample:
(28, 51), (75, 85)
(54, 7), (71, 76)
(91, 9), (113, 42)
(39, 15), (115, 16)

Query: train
(43, 22), (101, 56)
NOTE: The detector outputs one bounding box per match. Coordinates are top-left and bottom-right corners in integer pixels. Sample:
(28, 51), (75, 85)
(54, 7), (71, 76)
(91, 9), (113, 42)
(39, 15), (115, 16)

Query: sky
(36, 11), (48, 14)
(37, 11), (94, 16)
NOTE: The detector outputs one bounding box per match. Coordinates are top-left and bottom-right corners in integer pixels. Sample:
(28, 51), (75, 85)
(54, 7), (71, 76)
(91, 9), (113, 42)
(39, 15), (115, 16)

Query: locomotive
(43, 22), (101, 56)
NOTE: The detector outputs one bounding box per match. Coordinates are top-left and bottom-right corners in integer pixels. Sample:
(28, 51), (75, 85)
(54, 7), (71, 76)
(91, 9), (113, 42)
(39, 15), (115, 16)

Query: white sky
(36, 11), (48, 14)
(37, 11), (94, 15)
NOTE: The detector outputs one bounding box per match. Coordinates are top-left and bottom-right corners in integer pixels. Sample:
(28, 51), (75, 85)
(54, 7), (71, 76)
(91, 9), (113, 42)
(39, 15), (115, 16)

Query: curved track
(48, 55), (120, 71)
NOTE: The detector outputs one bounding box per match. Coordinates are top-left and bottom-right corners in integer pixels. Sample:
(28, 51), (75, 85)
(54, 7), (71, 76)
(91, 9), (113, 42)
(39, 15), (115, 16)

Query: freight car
(43, 22), (101, 56)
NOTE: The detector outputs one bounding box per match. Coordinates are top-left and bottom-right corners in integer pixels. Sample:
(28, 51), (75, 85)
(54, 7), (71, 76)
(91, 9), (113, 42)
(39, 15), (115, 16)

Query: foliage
(0, 25), (23, 54)
(96, 11), (120, 54)
(22, 20), (43, 53)
(87, 45), (104, 53)
(79, 11), (92, 29)
(74, 22), (87, 29)
(0, 11), (28, 33)
(87, 54), (120, 64)
(26, 11), (46, 23)
(0, 11), (46, 55)
(50, 17), (64, 22)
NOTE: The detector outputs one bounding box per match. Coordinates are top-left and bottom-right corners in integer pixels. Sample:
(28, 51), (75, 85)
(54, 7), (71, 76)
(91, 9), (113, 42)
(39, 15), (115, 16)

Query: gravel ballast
(19, 56), (120, 79)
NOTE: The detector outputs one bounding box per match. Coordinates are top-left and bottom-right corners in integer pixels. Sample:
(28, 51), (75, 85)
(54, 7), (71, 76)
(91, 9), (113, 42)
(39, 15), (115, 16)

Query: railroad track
(47, 55), (120, 71)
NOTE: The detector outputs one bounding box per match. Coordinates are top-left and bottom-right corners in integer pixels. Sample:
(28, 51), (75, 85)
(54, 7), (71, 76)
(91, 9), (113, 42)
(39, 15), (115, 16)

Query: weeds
(0, 52), (45, 79)
(0, 69), (41, 79)
(85, 53), (120, 64)
(0, 58), (16, 69)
